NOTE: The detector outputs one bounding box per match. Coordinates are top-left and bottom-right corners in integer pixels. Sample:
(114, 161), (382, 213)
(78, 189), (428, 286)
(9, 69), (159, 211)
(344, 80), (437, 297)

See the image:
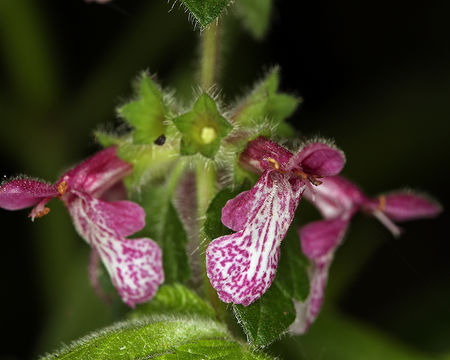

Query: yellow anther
(35, 207), (50, 218)
(58, 181), (68, 196)
(378, 194), (386, 212)
(267, 157), (280, 170)
(200, 126), (217, 144)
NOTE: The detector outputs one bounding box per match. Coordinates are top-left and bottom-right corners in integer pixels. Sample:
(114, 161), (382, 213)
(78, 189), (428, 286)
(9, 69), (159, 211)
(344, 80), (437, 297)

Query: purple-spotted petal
(206, 171), (304, 306)
(290, 143), (345, 176)
(239, 136), (293, 173)
(365, 191), (442, 222)
(72, 192), (147, 237)
(68, 192), (163, 306)
(60, 147), (132, 198)
(0, 178), (58, 211)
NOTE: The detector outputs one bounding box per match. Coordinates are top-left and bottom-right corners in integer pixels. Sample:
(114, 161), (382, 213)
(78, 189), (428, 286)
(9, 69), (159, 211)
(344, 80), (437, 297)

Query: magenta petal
(292, 218), (350, 333)
(68, 193), (164, 306)
(207, 171), (304, 306)
(299, 217), (350, 261)
(366, 192), (442, 222)
(239, 136), (293, 173)
(222, 188), (259, 232)
(290, 143), (345, 176)
(0, 179), (58, 211)
(61, 147), (132, 198)
(304, 176), (364, 219)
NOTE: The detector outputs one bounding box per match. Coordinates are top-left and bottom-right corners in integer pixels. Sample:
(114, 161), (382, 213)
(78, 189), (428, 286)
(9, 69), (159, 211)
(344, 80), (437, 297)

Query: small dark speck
(154, 134), (166, 145)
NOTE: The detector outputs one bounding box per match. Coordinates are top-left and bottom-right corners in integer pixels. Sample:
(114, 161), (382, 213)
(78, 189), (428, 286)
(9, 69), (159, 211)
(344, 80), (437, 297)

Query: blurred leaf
(139, 183), (191, 284)
(118, 73), (168, 144)
(130, 284), (215, 320)
(284, 309), (436, 360)
(42, 315), (272, 359)
(232, 67), (300, 136)
(0, 0), (59, 108)
(173, 93), (232, 158)
(232, 229), (309, 346)
(235, 0), (273, 40)
(181, 0), (231, 27)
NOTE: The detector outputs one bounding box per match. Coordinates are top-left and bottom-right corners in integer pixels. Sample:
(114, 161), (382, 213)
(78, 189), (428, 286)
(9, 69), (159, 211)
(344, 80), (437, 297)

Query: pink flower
(206, 137), (345, 306)
(0, 147), (164, 307)
(291, 175), (442, 334)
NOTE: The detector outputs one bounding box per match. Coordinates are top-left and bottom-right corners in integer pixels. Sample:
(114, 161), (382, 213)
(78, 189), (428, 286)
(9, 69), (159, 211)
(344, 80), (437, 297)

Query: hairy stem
(195, 160), (224, 316)
(200, 20), (220, 90)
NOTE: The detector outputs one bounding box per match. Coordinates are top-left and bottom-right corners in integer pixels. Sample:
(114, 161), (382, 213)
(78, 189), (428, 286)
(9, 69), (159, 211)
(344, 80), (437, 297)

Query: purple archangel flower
(206, 137), (345, 306)
(0, 147), (164, 307)
(290, 175), (442, 334)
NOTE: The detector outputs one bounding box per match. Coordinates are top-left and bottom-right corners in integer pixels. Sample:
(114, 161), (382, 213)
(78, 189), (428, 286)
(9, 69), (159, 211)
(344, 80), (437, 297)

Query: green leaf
(130, 284), (216, 320)
(232, 67), (300, 136)
(118, 73), (168, 144)
(232, 229), (310, 346)
(275, 229), (310, 302)
(139, 183), (191, 284)
(233, 284), (296, 346)
(42, 315), (273, 359)
(235, 0), (273, 40)
(173, 93), (232, 159)
(181, 0), (231, 27)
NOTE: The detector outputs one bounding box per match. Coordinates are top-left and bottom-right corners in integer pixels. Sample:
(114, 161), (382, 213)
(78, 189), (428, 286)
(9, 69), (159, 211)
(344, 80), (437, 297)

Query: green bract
(181, 0), (231, 27)
(118, 73), (168, 145)
(174, 93), (232, 159)
(232, 67), (300, 137)
(95, 132), (178, 188)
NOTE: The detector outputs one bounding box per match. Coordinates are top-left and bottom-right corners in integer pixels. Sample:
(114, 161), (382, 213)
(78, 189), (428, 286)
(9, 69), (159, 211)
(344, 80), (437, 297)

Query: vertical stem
(195, 160), (224, 316)
(197, 19), (225, 318)
(200, 20), (219, 90)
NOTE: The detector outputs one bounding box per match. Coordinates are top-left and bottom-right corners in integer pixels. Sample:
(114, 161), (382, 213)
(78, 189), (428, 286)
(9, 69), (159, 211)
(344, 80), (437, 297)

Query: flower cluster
(206, 137), (345, 305)
(206, 136), (441, 328)
(0, 147), (163, 307)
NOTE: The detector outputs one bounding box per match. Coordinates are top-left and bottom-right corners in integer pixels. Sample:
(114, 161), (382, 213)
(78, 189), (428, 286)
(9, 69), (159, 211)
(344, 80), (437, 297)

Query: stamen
(293, 170), (308, 180)
(308, 176), (323, 186)
(35, 207), (50, 218)
(378, 194), (386, 212)
(58, 181), (68, 196)
(267, 157), (280, 170)
(293, 170), (322, 186)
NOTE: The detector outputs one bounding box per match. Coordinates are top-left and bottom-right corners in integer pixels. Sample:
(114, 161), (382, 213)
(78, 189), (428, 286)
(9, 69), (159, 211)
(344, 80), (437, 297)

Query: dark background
(0, 1), (449, 359)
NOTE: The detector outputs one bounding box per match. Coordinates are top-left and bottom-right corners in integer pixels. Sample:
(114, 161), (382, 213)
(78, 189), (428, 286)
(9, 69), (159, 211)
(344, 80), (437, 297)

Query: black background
(0, 1), (449, 359)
